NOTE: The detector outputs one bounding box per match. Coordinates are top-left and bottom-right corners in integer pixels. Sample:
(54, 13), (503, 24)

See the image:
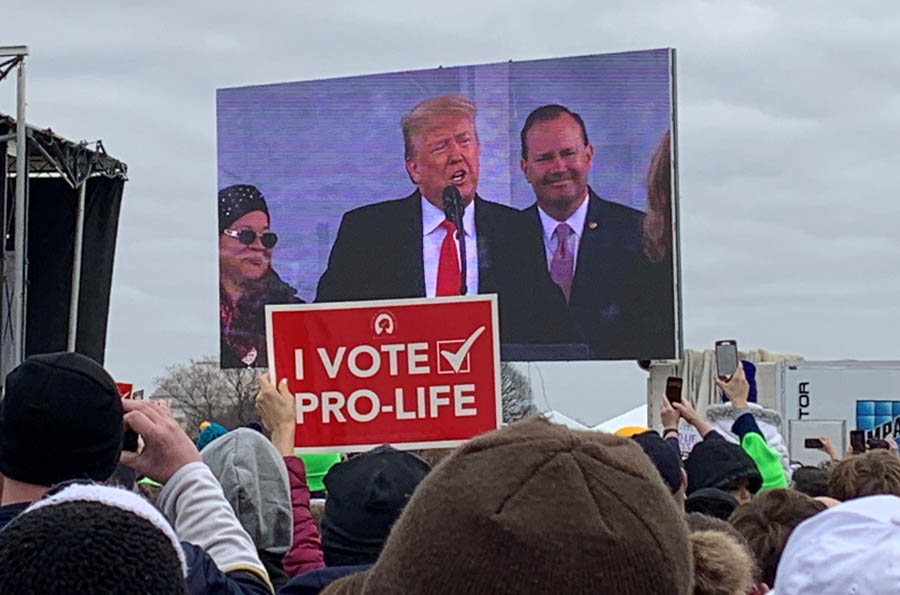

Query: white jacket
(705, 402), (793, 480)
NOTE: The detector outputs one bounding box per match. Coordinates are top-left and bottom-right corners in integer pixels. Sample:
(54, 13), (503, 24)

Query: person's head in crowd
(320, 445), (431, 567)
(642, 130), (671, 263)
(218, 184), (276, 289)
(828, 448), (900, 501)
(632, 430), (686, 505)
(685, 512), (749, 546)
(402, 94), (479, 207)
(519, 104), (594, 222)
(323, 418), (694, 594)
(613, 425), (648, 437)
(685, 438), (762, 504)
(105, 464), (139, 491)
(685, 487), (740, 520)
(772, 495), (900, 594)
(0, 352), (123, 507)
(690, 529), (754, 595)
(0, 483), (189, 594)
(685, 511), (763, 589)
(790, 465), (831, 498)
(201, 428), (292, 587)
(195, 421), (228, 451)
(728, 488), (826, 588)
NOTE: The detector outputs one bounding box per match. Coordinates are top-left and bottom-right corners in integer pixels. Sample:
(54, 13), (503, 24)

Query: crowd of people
(0, 352), (899, 594)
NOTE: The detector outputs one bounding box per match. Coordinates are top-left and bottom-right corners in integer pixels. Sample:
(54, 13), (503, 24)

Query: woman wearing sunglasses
(218, 184), (302, 368)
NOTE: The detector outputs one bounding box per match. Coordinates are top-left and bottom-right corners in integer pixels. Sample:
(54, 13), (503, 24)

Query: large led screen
(217, 48), (680, 369)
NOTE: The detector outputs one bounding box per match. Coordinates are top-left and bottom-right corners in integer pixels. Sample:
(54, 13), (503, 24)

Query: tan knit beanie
(324, 417), (693, 594)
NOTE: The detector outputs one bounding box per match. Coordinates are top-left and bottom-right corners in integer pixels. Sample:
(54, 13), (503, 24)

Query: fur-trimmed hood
(705, 402), (782, 428)
(705, 403), (792, 480)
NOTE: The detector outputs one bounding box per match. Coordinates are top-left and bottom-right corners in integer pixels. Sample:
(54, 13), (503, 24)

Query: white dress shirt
(537, 194), (589, 273)
(422, 196), (478, 297)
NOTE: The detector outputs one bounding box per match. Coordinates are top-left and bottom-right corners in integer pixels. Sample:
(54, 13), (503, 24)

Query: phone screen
(850, 430), (866, 454)
(665, 377), (683, 404)
(122, 429), (139, 452)
(804, 438), (823, 449)
(715, 340), (739, 379)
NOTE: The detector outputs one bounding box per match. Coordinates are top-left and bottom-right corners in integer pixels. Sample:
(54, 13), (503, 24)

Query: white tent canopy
(543, 405), (648, 433)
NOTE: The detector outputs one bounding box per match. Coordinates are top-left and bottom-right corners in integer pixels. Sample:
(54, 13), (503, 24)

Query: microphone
(441, 185), (463, 224)
(440, 185), (467, 295)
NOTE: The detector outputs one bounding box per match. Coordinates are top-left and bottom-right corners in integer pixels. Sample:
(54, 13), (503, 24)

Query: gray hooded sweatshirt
(201, 428), (292, 555)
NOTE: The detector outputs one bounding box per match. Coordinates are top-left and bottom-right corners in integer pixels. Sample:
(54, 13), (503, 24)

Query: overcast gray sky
(3, 1), (899, 425)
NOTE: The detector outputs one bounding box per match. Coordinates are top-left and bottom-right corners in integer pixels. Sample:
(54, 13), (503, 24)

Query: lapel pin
(588, 221), (598, 230)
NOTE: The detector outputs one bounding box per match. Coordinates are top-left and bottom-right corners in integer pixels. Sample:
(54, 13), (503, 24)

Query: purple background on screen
(217, 49), (672, 302)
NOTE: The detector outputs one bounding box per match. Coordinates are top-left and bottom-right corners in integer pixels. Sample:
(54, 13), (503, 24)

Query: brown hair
(519, 104), (589, 160)
(829, 449), (900, 501)
(728, 489), (826, 587)
(400, 94), (476, 160)
(642, 130), (672, 263)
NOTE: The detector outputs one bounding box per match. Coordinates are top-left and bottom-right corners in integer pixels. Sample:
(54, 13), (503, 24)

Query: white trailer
(776, 360), (900, 467)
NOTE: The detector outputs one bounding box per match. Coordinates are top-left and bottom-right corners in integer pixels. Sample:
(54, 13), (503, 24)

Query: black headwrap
(218, 184), (269, 233)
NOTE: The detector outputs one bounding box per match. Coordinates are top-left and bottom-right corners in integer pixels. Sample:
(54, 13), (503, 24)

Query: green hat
(299, 453), (341, 492)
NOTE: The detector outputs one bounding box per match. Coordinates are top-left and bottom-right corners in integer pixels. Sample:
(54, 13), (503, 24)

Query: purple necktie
(550, 223), (574, 302)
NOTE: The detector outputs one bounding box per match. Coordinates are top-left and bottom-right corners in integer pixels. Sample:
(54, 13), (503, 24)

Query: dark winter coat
(277, 565), (371, 595)
(220, 268), (302, 368)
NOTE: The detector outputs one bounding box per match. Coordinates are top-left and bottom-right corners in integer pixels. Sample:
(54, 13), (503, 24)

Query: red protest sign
(266, 295), (501, 452)
(115, 382), (133, 399)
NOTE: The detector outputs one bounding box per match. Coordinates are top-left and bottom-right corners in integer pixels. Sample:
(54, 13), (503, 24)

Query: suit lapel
(473, 196), (495, 293)
(571, 189), (624, 306)
(397, 191), (426, 297)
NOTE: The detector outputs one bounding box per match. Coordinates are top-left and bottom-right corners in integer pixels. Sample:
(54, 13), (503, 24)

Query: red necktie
(436, 219), (461, 296)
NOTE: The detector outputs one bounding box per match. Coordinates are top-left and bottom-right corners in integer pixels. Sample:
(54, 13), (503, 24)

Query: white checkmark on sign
(439, 326), (486, 373)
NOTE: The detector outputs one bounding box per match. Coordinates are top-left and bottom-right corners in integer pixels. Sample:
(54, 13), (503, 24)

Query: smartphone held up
(850, 430), (866, 455)
(665, 377), (683, 405)
(804, 438), (824, 449)
(715, 340), (739, 380)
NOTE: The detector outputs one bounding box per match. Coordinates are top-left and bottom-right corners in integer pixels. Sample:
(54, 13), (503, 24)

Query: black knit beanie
(320, 445), (430, 566)
(685, 487), (740, 520)
(0, 484), (188, 594)
(219, 184), (269, 233)
(323, 418), (694, 594)
(633, 430), (683, 494)
(0, 352), (123, 486)
(684, 438), (763, 496)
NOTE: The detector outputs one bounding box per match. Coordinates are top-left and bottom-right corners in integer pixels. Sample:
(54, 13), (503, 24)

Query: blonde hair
(642, 130), (672, 263)
(691, 530), (754, 595)
(401, 94), (476, 160)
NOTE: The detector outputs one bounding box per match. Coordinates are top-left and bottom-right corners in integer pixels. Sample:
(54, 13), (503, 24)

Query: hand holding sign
(256, 373), (296, 456)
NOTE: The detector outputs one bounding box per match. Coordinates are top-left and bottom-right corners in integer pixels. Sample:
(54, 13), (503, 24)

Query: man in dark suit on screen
(519, 104), (674, 359)
(316, 94), (572, 345)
